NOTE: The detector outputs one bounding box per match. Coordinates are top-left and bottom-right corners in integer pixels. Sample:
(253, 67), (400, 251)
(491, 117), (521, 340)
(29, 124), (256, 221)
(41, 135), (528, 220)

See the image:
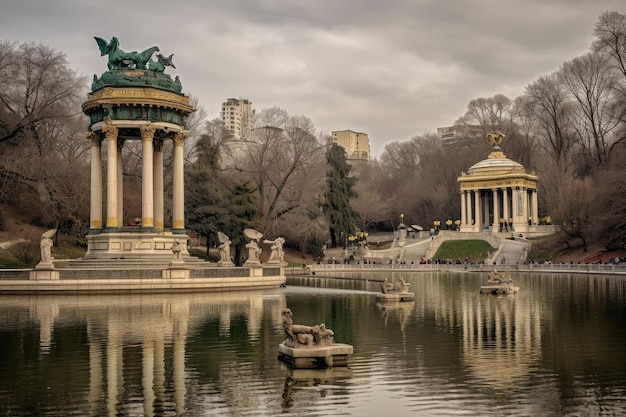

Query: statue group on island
(281, 308), (335, 348)
(486, 269), (514, 286)
(380, 275), (411, 294)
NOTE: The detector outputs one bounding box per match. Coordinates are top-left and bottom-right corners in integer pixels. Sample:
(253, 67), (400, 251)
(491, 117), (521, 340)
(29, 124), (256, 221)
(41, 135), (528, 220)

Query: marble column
(172, 131), (188, 233)
(482, 192), (489, 227)
(102, 121), (119, 230)
(474, 190), (483, 232)
(511, 187), (519, 229)
(460, 191), (467, 226)
(153, 139), (164, 232)
(465, 191), (472, 228)
(87, 132), (103, 232)
(523, 187), (529, 227)
(116, 139), (124, 227)
(502, 187), (509, 224)
(492, 188), (499, 229)
(531, 189), (539, 225)
(140, 125), (156, 230)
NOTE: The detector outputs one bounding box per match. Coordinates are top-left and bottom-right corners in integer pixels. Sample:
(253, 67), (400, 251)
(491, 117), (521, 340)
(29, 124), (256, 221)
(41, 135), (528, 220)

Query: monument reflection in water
(1, 272), (626, 416)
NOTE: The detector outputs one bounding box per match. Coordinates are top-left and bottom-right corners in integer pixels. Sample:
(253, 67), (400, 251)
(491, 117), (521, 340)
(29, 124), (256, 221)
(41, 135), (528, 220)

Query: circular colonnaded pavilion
(81, 37), (194, 260)
(457, 132), (539, 234)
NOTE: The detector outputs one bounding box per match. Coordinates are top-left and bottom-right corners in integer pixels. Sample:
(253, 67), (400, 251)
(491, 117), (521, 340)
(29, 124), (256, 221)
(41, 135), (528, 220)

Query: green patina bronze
(91, 36), (182, 93)
(85, 104), (185, 127)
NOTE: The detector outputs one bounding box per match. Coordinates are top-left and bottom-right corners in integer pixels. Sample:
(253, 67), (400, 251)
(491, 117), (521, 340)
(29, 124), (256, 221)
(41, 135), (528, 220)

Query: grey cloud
(1, 0), (624, 157)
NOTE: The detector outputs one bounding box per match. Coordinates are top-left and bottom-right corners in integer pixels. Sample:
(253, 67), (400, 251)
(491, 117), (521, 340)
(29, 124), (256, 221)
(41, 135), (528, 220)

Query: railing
(304, 262), (626, 275)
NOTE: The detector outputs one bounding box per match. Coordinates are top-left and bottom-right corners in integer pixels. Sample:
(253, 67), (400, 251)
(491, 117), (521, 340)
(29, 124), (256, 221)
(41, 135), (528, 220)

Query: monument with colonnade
(81, 36), (194, 260)
(457, 132), (539, 234)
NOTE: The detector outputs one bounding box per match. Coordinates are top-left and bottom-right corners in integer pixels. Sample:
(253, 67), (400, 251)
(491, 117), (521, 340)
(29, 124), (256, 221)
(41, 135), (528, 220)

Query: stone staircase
(490, 238), (529, 264)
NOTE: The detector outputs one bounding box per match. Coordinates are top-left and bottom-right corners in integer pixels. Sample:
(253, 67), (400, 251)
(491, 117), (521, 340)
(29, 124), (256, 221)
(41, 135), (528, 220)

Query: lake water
(0, 271), (625, 416)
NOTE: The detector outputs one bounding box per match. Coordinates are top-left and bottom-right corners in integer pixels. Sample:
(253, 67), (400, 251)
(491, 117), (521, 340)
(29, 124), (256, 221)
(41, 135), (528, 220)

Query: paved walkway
(0, 239), (28, 249)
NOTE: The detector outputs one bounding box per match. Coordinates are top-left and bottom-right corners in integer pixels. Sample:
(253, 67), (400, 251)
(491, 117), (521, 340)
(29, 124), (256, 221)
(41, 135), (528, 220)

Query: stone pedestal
(162, 265), (189, 279)
(376, 292), (414, 302)
(249, 266), (264, 277)
(278, 343), (353, 369)
(29, 268), (60, 280)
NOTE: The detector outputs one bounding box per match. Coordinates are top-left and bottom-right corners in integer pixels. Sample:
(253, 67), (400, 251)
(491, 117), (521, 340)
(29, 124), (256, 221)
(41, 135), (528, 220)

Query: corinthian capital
(173, 130), (189, 147)
(85, 131), (102, 146)
(140, 124), (156, 142)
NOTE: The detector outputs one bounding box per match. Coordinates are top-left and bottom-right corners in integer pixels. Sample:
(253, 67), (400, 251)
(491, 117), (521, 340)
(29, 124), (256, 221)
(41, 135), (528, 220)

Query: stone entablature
(459, 177), (538, 190)
(82, 87), (194, 127)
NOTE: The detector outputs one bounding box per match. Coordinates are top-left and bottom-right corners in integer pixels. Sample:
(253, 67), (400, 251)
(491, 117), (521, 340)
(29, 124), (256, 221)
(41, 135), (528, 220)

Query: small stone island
(278, 308), (353, 369)
(480, 269), (519, 295)
(376, 275), (414, 301)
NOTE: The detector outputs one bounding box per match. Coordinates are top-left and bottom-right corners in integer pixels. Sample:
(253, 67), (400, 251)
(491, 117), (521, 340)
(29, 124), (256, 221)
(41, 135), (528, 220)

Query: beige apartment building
(220, 98), (255, 139)
(331, 130), (371, 162)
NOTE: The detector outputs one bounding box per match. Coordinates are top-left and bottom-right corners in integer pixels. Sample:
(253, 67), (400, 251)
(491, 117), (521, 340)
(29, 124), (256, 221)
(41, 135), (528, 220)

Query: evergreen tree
(228, 181), (262, 265)
(185, 134), (230, 255)
(186, 133), (262, 263)
(324, 143), (360, 247)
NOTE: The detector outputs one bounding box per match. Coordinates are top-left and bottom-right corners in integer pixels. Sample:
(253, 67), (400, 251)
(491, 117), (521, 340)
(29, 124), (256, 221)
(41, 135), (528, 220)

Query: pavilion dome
(466, 147), (526, 176)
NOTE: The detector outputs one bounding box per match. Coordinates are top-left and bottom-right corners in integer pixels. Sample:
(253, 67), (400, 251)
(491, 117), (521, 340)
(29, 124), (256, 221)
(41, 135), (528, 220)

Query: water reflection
(0, 292), (288, 416)
(1, 273), (625, 416)
(281, 366), (353, 411)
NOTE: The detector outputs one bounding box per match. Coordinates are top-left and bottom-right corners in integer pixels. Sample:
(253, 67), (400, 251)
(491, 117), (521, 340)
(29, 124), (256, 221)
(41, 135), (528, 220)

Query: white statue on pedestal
(217, 231), (234, 266)
(39, 229), (56, 264)
(264, 237), (285, 264)
(244, 228), (263, 265)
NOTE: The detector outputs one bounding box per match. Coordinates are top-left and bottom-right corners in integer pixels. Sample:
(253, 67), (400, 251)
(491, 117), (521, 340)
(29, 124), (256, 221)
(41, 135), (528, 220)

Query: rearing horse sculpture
(95, 36), (159, 71)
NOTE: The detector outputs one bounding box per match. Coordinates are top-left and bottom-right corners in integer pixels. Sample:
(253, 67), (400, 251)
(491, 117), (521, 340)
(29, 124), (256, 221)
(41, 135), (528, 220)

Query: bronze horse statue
(148, 53), (176, 73)
(95, 36), (159, 71)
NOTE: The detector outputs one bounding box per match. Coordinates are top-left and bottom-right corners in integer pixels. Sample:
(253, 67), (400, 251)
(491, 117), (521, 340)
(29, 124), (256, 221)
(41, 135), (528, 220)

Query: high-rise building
(220, 98), (255, 139)
(331, 130), (371, 162)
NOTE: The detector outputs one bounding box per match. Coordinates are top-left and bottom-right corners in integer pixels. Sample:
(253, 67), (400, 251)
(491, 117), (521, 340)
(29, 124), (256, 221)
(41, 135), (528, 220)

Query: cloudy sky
(1, 1), (623, 157)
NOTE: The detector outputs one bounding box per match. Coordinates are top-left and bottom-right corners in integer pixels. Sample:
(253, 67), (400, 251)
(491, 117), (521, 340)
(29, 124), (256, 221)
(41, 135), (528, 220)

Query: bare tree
(456, 94), (516, 140)
(0, 41), (89, 233)
(593, 11), (626, 79)
(522, 72), (577, 196)
(231, 107), (326, 238)
(560, 53), (622, 168)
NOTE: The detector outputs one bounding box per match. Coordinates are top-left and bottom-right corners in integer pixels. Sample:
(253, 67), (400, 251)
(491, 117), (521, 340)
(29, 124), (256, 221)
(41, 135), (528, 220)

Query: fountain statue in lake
(278, 308), (353, 369)
(376, 274), (414, 302)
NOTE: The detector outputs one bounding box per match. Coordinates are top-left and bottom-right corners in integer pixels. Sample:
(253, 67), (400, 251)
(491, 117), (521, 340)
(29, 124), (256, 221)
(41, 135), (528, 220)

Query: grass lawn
(433, 240), (494, 263)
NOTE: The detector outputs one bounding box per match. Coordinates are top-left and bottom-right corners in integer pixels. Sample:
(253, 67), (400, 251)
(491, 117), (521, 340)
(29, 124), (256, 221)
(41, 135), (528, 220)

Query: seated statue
(380, 278), (397, 294)
(395, 276), (411, 293)
(281, 308), (334, 348)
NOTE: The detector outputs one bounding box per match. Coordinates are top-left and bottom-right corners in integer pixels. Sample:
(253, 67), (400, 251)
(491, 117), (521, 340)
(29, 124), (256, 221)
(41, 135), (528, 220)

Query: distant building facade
(331, 130), (371, 162)
(220, 98), (255, 139)
(437, 125), (485, 148)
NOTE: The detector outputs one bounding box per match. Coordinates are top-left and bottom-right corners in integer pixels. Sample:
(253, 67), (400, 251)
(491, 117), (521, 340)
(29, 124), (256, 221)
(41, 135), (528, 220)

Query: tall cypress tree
(324, 143), (360, 247)
(185, 134), (230, 254)
(228, 180), (262, 265)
